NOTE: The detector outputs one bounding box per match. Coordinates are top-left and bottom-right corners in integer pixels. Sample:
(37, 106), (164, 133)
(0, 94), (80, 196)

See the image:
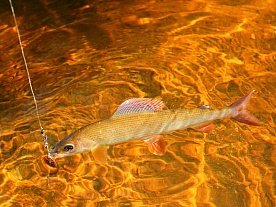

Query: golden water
(0, 0), (275, 206)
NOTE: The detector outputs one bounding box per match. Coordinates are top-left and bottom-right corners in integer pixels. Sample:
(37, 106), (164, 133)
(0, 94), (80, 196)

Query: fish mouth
(48, 152), (63, 159)
(48, 148), (63, 159)
(49, 148), (56, 155)
(49, 149), (73, 159)
(48, 152), (57, 159)
(49, 147), (65, 159)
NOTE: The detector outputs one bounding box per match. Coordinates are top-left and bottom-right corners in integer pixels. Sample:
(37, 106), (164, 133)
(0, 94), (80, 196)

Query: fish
(49, 90), (261, 163)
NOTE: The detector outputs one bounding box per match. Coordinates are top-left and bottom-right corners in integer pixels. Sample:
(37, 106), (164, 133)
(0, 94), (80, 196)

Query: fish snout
(49, 146), (57, 155)
(48, 150), (62, 159)
(49, 146), (62, 158)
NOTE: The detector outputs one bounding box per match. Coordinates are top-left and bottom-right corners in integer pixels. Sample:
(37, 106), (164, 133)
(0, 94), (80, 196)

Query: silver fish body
(76, 107), (230, 145)
(50, 91), (260, 163)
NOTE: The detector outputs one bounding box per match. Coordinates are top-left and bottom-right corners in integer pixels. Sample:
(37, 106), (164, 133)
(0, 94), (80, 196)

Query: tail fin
(228, 90), (261, 126)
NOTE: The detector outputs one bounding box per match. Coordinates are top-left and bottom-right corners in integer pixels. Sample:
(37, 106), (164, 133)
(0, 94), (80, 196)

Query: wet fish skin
(50, 90), (260, 162)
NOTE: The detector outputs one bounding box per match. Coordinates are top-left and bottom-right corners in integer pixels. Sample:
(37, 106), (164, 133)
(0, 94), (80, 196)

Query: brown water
(0, 0), (275, 206)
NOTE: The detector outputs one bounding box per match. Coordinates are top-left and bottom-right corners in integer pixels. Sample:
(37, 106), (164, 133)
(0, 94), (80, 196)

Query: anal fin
(192, 121), (214, 133)
(143, 135), (166, 155)
(91, 145), (108, 164)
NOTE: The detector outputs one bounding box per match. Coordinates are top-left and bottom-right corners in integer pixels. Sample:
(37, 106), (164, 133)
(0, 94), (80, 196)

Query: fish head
(49, 131), (97, 159)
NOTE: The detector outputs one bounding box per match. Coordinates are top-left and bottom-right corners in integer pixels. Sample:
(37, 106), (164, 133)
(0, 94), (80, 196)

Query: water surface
(0, 0), (275, 206)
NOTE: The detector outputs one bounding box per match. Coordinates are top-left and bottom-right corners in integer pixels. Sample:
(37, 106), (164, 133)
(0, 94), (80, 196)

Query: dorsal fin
(113, 98), (166, 116)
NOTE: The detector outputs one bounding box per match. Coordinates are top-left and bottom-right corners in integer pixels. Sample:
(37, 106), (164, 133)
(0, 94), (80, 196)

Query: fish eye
(64, 144), (74, 151)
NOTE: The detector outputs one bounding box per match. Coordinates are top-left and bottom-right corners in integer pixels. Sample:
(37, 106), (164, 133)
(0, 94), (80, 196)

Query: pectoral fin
(143, 135), (166, 155)
(91, 145), (108, 164)
(192, 121), (214, 133)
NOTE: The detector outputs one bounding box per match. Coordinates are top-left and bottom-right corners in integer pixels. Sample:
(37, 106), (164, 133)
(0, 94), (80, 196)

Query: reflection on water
(0, 0), (275, 206)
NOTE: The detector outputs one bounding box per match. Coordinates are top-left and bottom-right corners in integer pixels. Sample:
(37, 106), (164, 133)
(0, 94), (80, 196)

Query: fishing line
(8, 0), (51, 157)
